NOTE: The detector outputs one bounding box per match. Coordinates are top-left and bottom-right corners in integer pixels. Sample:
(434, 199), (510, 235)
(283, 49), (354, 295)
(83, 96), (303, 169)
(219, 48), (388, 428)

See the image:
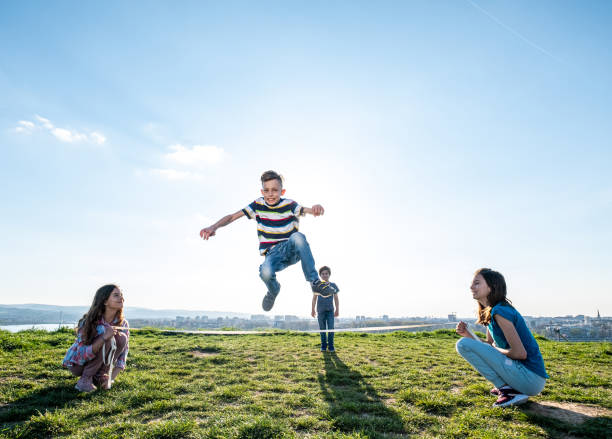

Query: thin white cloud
(34, 115), (54, 130)
(165, 144), (225, 166)
(14, 115), (107, 145)
(144, 143), (225, 183)
(467, 0), (560, 62)
(51, 127), (88, 143)
(149, 168), (204, 181)
(18, 120), (35, 129)
(15, 120), (35, 133)
(90, 132), (106, 145)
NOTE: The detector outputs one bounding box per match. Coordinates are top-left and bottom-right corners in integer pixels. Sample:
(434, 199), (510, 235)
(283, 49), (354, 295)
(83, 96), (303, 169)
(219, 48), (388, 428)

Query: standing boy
(200, 170), (329, 311)
(311, 266), (340, 352)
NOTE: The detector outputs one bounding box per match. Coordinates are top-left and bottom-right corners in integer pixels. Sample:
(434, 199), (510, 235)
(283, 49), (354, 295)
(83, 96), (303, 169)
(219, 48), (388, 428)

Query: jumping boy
(199, 170), (329, 311)
(311, 266), (339, 352)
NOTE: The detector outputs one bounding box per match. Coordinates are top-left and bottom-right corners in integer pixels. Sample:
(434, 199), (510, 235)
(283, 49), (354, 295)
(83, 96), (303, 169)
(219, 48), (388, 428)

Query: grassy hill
(0, 329), (610, 438)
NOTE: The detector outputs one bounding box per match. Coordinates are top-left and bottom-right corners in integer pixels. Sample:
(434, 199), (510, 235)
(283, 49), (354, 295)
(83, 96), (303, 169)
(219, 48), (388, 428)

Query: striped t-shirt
(242, 198), (304, 255)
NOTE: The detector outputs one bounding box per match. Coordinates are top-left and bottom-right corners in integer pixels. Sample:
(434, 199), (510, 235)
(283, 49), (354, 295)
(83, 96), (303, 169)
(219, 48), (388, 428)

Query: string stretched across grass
(111, 322), (460, 335)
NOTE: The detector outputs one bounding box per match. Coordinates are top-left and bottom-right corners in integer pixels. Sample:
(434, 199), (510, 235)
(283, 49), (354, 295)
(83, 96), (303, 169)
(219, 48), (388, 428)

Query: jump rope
(100, 322), (477, 386)
(110, 321), (463, 335)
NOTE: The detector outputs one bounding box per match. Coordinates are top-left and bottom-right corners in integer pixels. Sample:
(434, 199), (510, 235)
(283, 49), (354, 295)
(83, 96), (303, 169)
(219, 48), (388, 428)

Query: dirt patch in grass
(384, 397), (396, 406)
(190, 350), (218, 358)
(527, 401), (612, 424)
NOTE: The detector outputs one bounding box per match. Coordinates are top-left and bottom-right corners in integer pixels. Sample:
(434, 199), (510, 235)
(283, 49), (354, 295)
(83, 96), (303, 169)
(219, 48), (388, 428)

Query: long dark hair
(78, 284), (124, 344)
(475, 268), (512, 326)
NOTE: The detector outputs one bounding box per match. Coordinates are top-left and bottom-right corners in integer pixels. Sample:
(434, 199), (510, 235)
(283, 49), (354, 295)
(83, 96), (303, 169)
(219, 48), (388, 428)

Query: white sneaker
(493, 390), (529, 408)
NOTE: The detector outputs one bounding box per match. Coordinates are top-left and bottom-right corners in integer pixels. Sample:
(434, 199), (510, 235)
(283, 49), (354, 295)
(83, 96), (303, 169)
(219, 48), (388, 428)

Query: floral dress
(62, 317), (130, 370)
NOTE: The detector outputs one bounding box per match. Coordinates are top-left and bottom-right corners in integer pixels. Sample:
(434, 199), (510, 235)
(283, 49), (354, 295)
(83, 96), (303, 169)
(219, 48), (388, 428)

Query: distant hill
(0, 304), (249, 325)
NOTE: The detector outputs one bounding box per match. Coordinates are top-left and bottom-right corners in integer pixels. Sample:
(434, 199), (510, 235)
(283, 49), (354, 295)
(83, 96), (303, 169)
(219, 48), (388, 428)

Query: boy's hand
(311, 310), (316, 318)
(334, 310), (339, 317)
(200, 226), (217, 240)
(311, 204), (324, 216)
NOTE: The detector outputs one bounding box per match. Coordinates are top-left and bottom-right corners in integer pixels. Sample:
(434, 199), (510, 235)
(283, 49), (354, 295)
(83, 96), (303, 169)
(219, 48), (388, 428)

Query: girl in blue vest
(456, 268), (548, 407)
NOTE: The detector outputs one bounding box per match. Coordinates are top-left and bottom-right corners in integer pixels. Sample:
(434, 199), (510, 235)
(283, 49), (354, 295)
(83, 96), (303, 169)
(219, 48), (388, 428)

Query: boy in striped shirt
(199, 170), (329, 311)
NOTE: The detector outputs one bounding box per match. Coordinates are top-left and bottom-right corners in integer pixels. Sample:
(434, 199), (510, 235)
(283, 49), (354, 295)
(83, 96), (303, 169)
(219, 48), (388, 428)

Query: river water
(0, 323), (76, 333)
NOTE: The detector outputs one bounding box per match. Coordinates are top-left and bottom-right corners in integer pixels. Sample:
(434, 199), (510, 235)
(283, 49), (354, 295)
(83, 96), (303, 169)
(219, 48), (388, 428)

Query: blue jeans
(318, 310), (335, 350)
(456, 337), (546, 395)
(259, 232), (319, 297)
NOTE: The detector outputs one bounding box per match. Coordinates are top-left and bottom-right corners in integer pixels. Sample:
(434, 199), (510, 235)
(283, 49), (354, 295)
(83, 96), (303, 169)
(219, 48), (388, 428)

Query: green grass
(0, 328), (610, 438)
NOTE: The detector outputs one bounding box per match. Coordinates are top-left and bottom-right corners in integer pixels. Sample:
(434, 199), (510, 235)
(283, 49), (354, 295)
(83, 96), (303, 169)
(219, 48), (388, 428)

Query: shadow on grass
(521, 401), (612, 439)
(318, 352), (407, 436)
(0, 383), (83, 438)
(0, 384), (81, 424)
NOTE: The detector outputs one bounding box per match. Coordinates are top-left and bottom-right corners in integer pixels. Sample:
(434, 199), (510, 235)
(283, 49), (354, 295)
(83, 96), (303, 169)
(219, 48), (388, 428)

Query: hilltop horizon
(1, 303), (608, 321)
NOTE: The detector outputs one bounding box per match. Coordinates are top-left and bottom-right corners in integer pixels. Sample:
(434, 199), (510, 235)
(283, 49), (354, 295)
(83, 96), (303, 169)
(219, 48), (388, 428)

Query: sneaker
(262, 291), (278, 311)
(491, 385), (514, 396)
(75, 375), (96, 393)
(311, 280), (336, 295)
(493, 387), (529, 407)
(328, 348), (335, 353)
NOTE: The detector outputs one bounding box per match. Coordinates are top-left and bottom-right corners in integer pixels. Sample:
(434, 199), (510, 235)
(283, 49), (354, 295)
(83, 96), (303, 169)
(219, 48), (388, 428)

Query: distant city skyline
(0, 303), (609, 323)
(1, 1), (611, 317)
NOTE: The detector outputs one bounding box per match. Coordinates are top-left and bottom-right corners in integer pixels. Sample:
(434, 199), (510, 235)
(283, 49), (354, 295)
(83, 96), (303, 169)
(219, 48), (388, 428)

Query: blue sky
(1, 1), (610, 318)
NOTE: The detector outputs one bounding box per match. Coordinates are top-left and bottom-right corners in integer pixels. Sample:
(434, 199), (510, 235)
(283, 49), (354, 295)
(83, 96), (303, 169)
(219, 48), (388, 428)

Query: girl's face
(320, 270), (330, 282)
(104, 287), (124, 311)
(470, 274), (490, 306)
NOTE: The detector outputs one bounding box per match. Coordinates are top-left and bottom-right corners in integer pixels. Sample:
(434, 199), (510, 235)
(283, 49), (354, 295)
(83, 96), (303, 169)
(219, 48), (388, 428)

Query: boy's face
(320, 270), (330, 281)
(261, 179), (285, 205)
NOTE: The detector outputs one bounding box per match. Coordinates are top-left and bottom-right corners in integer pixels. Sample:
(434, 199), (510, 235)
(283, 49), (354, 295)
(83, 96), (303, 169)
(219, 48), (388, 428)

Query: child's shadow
(317, 352), (406, 435)
(0, 384), (81, 426)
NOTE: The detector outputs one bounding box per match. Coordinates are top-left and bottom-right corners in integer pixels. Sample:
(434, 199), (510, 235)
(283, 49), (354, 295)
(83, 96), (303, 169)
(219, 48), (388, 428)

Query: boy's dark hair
(261, 170), (283, 187)
(319, 266), (331, 275)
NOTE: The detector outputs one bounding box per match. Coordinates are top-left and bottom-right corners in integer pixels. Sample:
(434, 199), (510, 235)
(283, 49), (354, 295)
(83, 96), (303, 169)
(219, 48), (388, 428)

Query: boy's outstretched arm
(302, 204), (324, 216)
(200, 210), (245, 240)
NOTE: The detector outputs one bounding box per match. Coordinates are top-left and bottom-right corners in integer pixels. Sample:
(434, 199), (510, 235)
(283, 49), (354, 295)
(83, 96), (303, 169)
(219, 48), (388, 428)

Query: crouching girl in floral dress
(63, 284), (129, 392)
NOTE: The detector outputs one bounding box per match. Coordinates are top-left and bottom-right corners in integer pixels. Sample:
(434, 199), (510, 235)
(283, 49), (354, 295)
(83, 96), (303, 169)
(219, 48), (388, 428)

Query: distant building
(448, 313), (457, 322)
(284, 315), (299, 321)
